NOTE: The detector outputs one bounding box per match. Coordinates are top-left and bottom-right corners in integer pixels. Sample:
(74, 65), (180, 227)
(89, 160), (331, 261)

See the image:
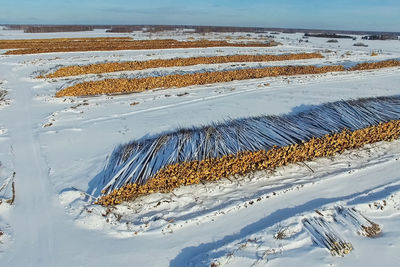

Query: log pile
(0, 38), (279, 55)
(96, 120), (400, 205)
(56, 65), (345, 97)
(95, 96), (400, 204)
(55, 59), (400, 97)
(42, 52), (324, 78)
(349, 59), (400, 71)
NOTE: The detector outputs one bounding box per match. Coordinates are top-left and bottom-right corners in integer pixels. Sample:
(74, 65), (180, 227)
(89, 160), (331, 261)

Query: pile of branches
(0, 89), (7, 102)
(56, 59), (400, 97)
(303, 217), (353, 256)
(335, 206), (381, 237)
(95, 96), (400, 205)
(42, 52), (324, 78)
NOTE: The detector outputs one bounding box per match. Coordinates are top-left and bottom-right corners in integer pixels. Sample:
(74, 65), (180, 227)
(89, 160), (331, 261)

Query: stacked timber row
(56, 65), (345, 96)
(56, 59), (400, 97)
(96, 96), (400, 205)
(0, 38), (279, 55)
(41, 52), (324, 78)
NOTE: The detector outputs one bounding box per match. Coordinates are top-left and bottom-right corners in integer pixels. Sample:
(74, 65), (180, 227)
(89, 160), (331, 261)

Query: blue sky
(0, 0), (399, 31)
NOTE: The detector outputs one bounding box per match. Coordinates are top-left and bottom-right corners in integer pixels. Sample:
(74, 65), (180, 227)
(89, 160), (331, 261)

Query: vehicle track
(2, 68), (57, 266)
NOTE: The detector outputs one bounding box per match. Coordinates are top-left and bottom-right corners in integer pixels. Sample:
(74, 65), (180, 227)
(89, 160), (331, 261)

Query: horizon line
(1, 24), (399, 35)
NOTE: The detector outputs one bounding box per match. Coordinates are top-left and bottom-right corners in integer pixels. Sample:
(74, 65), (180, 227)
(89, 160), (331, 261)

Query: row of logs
(96, 120), (400, 206)
(56, 59), (400, 97)
(56, 65), (345, 97)
(42, 53), (324, 78)
(1, 38), (279, 55)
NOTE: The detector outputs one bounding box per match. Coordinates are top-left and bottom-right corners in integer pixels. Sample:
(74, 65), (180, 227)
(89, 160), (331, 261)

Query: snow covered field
(0, 28), (399, 266)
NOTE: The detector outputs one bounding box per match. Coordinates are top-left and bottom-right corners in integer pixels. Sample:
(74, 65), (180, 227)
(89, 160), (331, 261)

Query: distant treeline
(5, 25), (96, 33)
(106, 26), (143, 33)
(362, 35), (399, 40)
(3, 24), (400, 36)
(304, 33), (354, 39)
(106, 25), (270, 33)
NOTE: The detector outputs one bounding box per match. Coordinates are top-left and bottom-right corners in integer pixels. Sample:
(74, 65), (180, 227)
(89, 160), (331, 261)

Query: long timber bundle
(0, 38), (279, 55)
(41, 52), (324, 78)
(96, 96), (400, 205)
(56, 59), (400, 97)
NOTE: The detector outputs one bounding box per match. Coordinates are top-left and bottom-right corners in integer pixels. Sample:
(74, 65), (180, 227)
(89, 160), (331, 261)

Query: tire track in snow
(2, 70), (56, 266)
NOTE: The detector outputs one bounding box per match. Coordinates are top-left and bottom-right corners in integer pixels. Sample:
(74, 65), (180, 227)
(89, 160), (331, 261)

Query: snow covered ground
(0, 28), (399, 266)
